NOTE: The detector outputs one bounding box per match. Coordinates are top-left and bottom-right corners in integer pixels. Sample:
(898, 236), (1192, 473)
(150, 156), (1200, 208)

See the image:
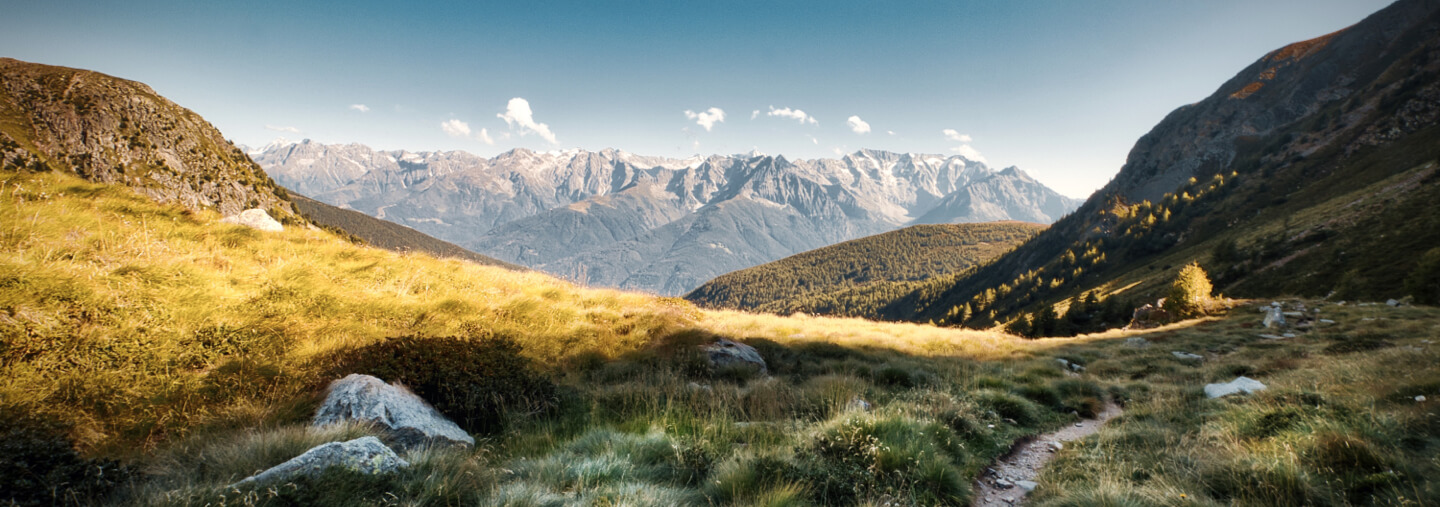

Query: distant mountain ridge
(249, 142), (1079, 295)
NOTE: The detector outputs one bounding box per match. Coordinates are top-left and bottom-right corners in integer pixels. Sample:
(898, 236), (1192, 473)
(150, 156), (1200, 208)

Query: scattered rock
(220, 208), (284, 232)
(1205, 376), (1267, 399)
(1282, 311), (1304, 317)
(1048, 442), (1064, 452)
(702, 339), (768, 375)
(1070, 363), (1085, 373)
(1056, 358), (1071, 369)
(1016, 480), (1038, 492)
(1259, 334), (1285, 340)
(1263, 307), (1287, 329)
(994, 478), (1015, 489)
(1417, 395), (1427, 402)
(1319, 319), (1336, 325)
(313, 374), (474, 449)
(1387, 299), (1401, 307)
(1127, 304), (1170, 330)
(1125, 337), (1150, 349)
(846, 397), (873, 412)
(229, 436), (407, 489)
(1282, 332), (1297, 338)
(1172, 351), (1204, 361)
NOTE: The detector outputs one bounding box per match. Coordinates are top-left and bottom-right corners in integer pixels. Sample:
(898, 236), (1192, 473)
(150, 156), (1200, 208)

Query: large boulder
(1204, 376), (1267, 399)
(229, 436), (407, 489)
(313, 374), (474, 449)
(220, 208), (284, 232)
(702, 339), (768, 375)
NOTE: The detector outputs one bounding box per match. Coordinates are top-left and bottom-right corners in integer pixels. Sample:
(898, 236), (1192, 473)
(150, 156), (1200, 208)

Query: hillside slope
(877, 0), (1440, 330)
(686, 222), (1044, 314)
(288, 192), (521, 270)
(0, 58), (295, 220)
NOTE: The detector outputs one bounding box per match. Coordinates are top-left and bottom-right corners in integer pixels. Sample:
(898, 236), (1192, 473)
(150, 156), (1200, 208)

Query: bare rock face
(221, 209), (284, 232)
(228, 436), (406, 489)
(313, 374), (474, 449)
(0, 58), (296, 219)
(701, 339), (768, 375)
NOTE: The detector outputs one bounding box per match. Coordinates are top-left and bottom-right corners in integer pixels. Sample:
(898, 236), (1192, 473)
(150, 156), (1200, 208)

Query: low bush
(335, 333), (558, 434)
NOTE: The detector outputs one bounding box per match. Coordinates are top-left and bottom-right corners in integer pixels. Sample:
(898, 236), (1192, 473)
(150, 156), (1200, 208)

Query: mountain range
(249, 142), (1078, 295)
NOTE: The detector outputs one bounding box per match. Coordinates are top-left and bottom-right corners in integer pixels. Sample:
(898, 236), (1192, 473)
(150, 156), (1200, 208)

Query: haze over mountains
(249, 142), (1078, 295)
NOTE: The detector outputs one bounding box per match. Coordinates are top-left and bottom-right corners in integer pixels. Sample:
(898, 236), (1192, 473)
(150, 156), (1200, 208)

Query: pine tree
(1164, 262), (1214, 318)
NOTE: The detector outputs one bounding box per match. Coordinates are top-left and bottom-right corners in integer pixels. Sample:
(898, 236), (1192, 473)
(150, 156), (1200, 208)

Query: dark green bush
(1404, 247), (1440, 305)
(976, 391), (1040, 426)
(0, 409), (129, 507)
(337, 333), (557, 434)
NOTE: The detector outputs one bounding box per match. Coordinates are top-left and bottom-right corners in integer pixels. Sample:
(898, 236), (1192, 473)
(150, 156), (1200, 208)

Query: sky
(1, 0), (1391, 199)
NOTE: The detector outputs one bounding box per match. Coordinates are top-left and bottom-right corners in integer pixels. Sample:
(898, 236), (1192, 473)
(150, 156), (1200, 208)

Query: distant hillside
(0, 58), (296, 220)
(289, 193), (521, 270)
(877, 0), (1440, 334)
(686, 222), (1043, 314)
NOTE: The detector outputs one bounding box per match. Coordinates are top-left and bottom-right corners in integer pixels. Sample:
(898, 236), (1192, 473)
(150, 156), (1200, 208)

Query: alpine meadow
(3, 0), (1440, 506)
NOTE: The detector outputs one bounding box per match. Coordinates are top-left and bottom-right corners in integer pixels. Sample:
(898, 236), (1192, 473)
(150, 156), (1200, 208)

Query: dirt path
(973, 401), (1123, 506)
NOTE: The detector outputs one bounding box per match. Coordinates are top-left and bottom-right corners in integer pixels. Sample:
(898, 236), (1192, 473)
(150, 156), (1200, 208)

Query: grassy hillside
(288, 192), (521, 270)
(686, 222), (1043, 314)
(2, 168), (1436, 505)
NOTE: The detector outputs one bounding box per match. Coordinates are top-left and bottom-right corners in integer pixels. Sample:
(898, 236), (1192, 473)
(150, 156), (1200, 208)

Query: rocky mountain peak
(0, 58), (296, 219)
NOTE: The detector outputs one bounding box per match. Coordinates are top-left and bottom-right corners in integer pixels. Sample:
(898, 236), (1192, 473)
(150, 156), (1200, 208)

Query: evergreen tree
(1164, 262), (1214, 318)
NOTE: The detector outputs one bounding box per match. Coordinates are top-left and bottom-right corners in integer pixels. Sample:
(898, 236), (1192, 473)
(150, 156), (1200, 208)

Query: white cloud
(497, 97), (559, 144)
(349, 104), (370, 113)
(808, 135), (819, 145)
(942, 129), (972, 143)
(767, 106), (817, 125)
(943, 129), (985, 162)
(846, 116), (871, 134)
(441, 119), (471, 138)
(887, 130), (896, 136)
(265, 125), (301, 134)
(832, 147), (847, 156)
(750, 110), (760, 120)
(951, 144), (987, 163)
(478, 128), (495, 145)
(683, 107), (726, 131)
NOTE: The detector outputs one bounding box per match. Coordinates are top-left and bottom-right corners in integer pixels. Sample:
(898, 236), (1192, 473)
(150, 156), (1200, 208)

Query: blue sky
(2, 0), (1389, 198)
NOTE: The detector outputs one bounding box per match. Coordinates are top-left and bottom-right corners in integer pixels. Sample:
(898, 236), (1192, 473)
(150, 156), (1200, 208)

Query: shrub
(0, 409), (130, 506)
(976, 390), (1040, 426)
(336, 333), (557, 434)
(1164, 262), (1215, 319)
(1405, 247), (1440, 305)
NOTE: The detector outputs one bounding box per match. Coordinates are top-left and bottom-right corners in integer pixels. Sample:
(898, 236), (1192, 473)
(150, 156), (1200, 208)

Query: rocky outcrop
(313, 374), (474, 449)
(0, 58), (296, 219)
(701, 339), (768, 375)
(221, 209), (284, 232)
(229, 436), (407, 489)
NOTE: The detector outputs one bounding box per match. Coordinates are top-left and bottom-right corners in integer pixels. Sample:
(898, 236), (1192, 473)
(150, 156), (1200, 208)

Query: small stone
(1016, 480), (1039, 492)
(1283, 311), (1304, 317)
(1319, 319), (1336, 324)
(1049, 442), (1064, 452)
(1172, 351), (1204, 361)
(1387, 299), (1400, 307)
(228, 436), (407, 489)
(1271, 301), (1282, 307)
(995, 478), (1015, 489)
(1282, 332), (1297, 338)
(987, 424), (996, 429)
(1259, 334), (1285, 340)
(1070, 363), (1085, 372)
(1417, 395), (1427, 402)
(1205, 376), (1267, 399)
(1056, 358), (1071, 368)
(1075, 422), (1083, 427)
(702, 339), (768, 375)
(1263, 307), (1287, 329)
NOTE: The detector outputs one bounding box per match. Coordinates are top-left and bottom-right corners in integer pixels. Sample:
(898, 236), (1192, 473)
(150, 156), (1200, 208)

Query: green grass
(2, 168), (1437, 505)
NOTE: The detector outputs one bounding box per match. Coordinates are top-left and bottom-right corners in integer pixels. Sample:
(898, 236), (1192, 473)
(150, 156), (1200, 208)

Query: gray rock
(1318, 319), (1336, 324)
(1070, 362), (1085, 373)
(1387, 299), (1401, 307)
(1417, 395), (1427, 402)
(1172, 351), (1204, 361)
(1048, 441), (1064, 452)
(1259, 334), (1285, 339)
(1282, 311), (1304, 318)
(229, 436), (407, 489)
(1016, 480), (1039, 492)
(313, 374), (474, 449)
(1263, 307), (1287, 329)
(994, 478), (1015, 489)
(702, 339), (768, 375)
(1125, 337), (1150, 348)
(220, 208), (284, 232)
(1056, 358), (1071, 369)
(1205, 376), (1267, 399)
